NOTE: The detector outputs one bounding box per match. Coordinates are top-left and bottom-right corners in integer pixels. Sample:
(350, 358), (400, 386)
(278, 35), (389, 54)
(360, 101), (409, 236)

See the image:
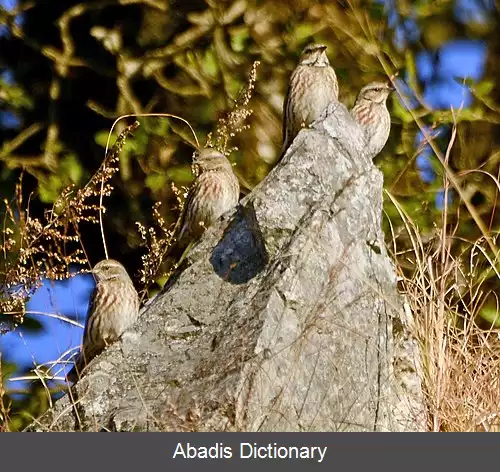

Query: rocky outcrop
(31, 102), (426, 432)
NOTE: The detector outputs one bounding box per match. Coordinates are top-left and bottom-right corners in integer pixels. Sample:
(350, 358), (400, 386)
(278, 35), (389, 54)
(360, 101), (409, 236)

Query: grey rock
(29, 102), (426, 432)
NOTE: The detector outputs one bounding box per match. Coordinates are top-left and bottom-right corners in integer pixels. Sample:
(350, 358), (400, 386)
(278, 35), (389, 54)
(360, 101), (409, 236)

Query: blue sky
(0, 0), (494, 396)
(1, 272), (94, 392)
(0, 0), (16, 8)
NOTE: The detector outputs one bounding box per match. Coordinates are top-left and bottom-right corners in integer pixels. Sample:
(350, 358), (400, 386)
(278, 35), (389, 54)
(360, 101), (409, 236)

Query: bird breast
(289, 65), (339, 130)
(186, 170), (239, 237)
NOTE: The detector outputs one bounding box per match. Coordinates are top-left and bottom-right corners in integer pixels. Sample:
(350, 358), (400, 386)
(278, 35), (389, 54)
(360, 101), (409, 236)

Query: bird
(350, 81), (394, 159)
(281, 43), (339, 156)
(67, 259), (139, 382)
(169, 147), (240, 258)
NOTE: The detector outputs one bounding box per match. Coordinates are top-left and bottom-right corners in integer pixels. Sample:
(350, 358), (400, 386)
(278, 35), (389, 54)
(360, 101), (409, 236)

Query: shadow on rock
(210, 202), (268, 284)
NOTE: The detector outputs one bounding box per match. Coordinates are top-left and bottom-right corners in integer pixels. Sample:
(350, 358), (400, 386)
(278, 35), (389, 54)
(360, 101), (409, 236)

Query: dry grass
(373, 26), (500, 428)
(0, 122), (139, 330)
(388, 168), (500, 432)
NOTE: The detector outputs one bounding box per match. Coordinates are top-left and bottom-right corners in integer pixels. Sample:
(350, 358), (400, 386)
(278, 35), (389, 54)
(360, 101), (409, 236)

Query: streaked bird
(170, 147), (240, 257)
(67, 259), (139, 382)
(281, 43), (339, 156)
(350, 81), (394, 159)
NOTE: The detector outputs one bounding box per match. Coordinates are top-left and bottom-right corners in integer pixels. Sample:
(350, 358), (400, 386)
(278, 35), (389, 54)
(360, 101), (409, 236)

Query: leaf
(38, 175), (63, 204)
(202, 48), (219, 78)
(230, 26), (250, 53)
(472, 80), (495, 98)
(294, 23), (314, 43)
(220, 0), (247, 25)
(0, 80), (33, 109)
(145, 173), (168, 192)
(38, 155), (84, 203)
(59, 154), (83, 184)
(94, 130), (111, 148)
(392, 96), (415, 124)
(166, 166), (194, 183)
(479, 306), (500, 327)
(369, 1), (385, 20)
(188, 8), (215, 27)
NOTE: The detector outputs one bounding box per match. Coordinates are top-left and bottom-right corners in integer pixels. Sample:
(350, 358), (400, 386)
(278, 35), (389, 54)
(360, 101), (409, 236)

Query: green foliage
(479, 305), (500, 327)
(38, 154), (84, 203)
(0, 80), (33, 110)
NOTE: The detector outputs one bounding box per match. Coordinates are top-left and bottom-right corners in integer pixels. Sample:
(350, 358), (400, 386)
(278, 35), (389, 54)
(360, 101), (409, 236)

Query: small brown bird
(67, 259), (139, 382)
(171, 147), (240, 256)
(282, 43), (339, 155)
(350, 81), (394, 159)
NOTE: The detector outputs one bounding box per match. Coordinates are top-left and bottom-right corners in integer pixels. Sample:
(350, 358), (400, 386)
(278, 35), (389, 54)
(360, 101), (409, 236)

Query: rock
(30, 102), (426, 432)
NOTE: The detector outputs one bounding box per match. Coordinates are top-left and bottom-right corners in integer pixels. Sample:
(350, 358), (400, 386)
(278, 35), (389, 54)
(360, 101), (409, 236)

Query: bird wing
(80, 285), (102, 359)
(175, 175), (202, 243)
(67, 285), (98, 380)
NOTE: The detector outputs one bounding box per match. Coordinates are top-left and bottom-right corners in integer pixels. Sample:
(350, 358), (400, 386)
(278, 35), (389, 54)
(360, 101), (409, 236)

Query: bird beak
(91, 268), (101, 281)
(319, 45), (327, 52)
(387, 83), (395, 92)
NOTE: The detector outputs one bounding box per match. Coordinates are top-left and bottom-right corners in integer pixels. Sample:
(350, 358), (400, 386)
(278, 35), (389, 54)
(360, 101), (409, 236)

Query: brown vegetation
(0, 0), (499, 431)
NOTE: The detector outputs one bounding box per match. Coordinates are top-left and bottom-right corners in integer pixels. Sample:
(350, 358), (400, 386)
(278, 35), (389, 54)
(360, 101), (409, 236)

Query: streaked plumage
(172, 148), (240, 254)
(350, 81), (394, 159)
(68, 259), (139, 382)
(282, 43), (339, 156)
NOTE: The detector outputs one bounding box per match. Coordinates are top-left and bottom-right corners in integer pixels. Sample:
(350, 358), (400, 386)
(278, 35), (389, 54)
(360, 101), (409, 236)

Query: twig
(99, 121), (141, 259)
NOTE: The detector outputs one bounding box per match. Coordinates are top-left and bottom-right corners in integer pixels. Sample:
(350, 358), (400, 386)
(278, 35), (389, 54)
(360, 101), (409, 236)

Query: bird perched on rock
(67, 259), (139, 382)
(350, 81), (394, 159)
(281, 43), (339, 156)
(170, 147), (240, 257)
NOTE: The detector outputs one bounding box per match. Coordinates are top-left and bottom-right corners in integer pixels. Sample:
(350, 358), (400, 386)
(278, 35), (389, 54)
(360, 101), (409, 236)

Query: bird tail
(66, 348), (96, 383)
